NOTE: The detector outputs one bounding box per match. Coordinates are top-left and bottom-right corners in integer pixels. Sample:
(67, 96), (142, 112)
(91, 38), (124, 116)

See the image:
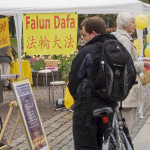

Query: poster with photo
(12, 79), (50, 150)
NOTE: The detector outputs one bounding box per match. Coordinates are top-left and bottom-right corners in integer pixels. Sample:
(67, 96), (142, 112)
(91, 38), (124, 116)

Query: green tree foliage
(140, 0), (149, 3)
(9, 16), (15, 37)
(78, 14), (117, 29)
(51, 55), (76, 81)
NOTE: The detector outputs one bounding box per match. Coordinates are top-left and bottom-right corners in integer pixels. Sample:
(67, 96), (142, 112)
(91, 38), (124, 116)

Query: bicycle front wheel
(102, 139), (115, 150)
(108, 141), (115, 150)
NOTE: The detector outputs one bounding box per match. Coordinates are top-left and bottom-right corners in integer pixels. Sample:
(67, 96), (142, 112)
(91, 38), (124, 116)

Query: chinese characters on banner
(0, 17), (10, 48)
(23, 13), (78, 55)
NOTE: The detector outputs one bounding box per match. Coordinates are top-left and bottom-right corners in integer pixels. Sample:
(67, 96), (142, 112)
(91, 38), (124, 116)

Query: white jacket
(115, 29), (144, 108)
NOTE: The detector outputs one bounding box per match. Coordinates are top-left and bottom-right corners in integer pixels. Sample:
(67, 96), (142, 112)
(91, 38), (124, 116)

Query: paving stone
(0, 84), (150, 150)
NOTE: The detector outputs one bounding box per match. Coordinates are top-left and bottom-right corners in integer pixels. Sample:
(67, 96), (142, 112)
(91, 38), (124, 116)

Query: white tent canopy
(0, 0), (150, 79)
(0, 0), (150, 15)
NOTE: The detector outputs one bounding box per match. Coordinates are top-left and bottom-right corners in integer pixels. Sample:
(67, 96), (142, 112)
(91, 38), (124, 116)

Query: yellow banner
(0, 17), (10, 48)
(23, 13), (78, 55)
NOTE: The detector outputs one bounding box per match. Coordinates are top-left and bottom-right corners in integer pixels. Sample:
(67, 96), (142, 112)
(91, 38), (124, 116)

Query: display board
(12, 79), (50, 150)
(23, 13), (78, 55)
(0, 17), (10, 48)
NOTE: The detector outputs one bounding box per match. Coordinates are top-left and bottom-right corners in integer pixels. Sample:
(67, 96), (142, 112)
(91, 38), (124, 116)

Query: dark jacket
(68, 34), (117, 111)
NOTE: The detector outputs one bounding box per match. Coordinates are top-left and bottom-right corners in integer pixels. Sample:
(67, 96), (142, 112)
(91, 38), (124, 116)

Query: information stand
(0, 79), (50, 150)
(0, 101), (20, 150)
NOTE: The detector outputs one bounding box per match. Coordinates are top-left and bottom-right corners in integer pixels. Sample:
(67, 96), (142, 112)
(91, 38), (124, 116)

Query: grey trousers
(121, 107), (137, 133)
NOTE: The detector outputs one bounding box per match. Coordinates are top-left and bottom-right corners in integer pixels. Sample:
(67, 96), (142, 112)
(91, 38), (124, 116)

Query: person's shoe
(3, 87), (9, 91)
(7, 85), (11, 90)
(3, 84), (11, 91)
(7, 83), (11, 90)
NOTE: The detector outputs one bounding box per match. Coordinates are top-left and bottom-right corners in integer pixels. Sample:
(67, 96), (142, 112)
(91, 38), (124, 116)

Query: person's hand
(144, 61), (150, 67)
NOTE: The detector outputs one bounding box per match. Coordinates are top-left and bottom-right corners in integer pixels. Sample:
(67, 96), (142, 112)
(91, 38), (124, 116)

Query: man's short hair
(81, 16), (106, 35)
(116, 12), (135, 29)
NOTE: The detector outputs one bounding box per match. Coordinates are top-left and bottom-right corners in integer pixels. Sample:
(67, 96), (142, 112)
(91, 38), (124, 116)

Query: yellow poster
(0, 17), (10, 48)
(23, 13), (78, 55)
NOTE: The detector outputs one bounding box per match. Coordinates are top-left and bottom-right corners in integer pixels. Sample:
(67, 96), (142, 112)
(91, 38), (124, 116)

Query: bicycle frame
(102, 111), (133, 150)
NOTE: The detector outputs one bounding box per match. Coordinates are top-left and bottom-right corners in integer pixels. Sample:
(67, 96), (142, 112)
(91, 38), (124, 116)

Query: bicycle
(93, 106), (134, 150)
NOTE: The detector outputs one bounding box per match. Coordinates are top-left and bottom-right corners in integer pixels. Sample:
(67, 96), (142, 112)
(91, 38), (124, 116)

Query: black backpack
(89, 39), (136, 103)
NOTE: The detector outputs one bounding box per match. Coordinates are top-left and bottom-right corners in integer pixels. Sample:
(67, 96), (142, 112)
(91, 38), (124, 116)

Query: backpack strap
(119, 99), (123, 119)
(113, 69), (121, 99)
(0, 116), (2, 132)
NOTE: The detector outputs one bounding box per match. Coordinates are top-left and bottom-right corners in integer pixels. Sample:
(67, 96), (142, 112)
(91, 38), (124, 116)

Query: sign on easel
(12, 79), (50, 150)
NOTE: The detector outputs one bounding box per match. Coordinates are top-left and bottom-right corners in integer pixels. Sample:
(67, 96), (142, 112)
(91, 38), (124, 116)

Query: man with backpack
(68, 16), (136, 150)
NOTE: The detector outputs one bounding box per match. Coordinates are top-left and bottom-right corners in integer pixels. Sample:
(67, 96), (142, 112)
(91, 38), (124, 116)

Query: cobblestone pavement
(131, 84), (150, 140)
(0, 84), (150, 150)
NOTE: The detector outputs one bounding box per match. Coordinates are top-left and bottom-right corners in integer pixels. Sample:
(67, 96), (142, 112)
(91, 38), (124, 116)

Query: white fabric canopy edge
(0, 0), (150, 79)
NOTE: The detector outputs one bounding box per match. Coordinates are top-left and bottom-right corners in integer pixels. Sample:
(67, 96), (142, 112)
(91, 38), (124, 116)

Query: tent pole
(14, 14), (23, 80)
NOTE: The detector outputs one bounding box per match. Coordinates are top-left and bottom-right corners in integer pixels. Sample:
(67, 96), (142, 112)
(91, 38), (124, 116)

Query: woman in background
(0, 45), (17, 90)
(115, 12), (150, 132)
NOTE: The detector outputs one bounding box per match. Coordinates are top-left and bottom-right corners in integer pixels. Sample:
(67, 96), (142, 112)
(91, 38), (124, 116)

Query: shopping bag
(140, 68), (150, 86)
(64, 85), (74, 109)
